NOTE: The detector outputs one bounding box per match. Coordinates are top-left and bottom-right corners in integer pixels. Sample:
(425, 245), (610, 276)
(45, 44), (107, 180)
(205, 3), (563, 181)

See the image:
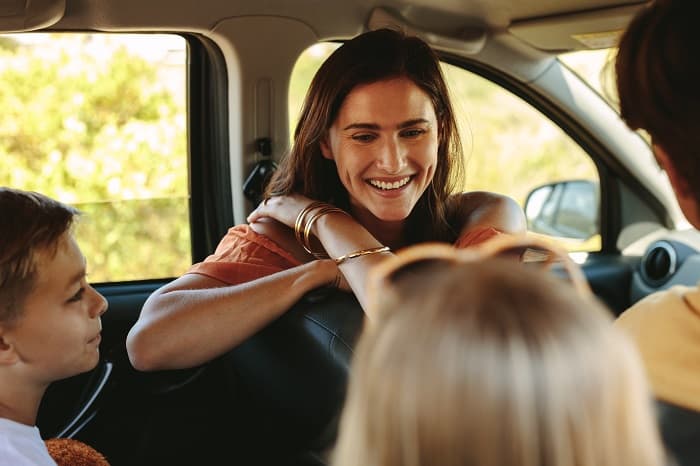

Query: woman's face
(321, 77), (438, 224)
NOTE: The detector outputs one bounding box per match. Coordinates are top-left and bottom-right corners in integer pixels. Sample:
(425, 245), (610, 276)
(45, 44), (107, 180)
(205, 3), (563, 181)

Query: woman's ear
(320, 137), (334, 160)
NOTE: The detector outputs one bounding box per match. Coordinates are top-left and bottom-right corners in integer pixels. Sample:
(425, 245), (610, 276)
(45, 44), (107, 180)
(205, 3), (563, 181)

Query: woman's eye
(352, 133), (376, 142)
(401, 128), (425, 138)
(68, 288), (86, 303)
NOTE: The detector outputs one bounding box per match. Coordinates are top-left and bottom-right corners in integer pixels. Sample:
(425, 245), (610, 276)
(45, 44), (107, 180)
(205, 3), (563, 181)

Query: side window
(442, 63), (601, 252)
(0, 33), (189, 282)
(288, 43), (339, 139)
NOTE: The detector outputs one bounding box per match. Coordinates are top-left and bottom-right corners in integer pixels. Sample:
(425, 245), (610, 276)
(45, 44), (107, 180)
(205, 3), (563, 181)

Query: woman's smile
(367, 175), (413, 191)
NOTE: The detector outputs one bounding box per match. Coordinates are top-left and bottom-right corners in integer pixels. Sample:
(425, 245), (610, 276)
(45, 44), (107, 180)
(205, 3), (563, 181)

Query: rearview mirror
(524, 180), (599, 240)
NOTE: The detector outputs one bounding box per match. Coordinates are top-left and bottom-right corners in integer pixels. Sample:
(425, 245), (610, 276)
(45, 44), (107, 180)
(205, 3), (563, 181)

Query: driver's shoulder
(447, 191), (505, 211)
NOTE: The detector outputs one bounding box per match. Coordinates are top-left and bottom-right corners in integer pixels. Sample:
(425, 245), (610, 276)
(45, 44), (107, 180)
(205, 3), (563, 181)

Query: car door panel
(581, 254), (640, 316)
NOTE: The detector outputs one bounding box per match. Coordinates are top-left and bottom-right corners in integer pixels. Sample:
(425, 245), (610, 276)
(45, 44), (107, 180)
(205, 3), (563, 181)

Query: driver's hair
(616, 0), (700, 202)
(0, 188), (78, 326)
(333, 257), (664, 466)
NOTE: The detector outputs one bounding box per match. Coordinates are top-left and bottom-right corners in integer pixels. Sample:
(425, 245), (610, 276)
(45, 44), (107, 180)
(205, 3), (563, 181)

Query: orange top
(187, 224), (501, 285)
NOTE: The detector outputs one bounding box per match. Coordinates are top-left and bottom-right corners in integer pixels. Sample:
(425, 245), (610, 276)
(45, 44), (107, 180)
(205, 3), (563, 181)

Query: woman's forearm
(126, 260), (336, 371)
(311, 213), (393, 316)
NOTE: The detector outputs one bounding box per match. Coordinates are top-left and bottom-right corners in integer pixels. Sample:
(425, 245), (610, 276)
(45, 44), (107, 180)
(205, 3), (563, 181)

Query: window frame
(186, 33), (234, 266)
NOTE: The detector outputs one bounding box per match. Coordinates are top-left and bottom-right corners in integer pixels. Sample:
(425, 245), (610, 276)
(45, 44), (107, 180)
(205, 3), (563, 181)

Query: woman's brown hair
(616, 0), (700, 200)
(266, 28), (464, 243)
(0, 188), (78, 325)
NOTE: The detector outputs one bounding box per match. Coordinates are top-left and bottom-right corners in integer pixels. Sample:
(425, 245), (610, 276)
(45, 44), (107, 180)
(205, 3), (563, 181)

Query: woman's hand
(328, 261), (352, 292)
(247, 194), (316, 228)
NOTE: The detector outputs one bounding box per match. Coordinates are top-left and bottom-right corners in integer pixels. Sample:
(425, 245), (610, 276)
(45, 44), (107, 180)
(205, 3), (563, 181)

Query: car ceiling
(7, 0), (648, 51)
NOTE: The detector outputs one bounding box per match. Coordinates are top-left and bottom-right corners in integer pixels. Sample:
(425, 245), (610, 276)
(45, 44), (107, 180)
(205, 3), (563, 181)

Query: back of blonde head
(333, 258), (664, 466)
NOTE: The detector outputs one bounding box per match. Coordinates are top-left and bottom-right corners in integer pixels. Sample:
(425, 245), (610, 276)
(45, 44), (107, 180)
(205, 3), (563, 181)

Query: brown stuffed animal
(45, 438), (110, 466)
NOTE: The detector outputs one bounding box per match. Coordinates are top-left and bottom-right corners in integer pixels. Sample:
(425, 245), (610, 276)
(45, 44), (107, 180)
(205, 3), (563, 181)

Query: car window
(290, 43), (601, 252)
(288, 43), (339, 138)
(442, 63), (600, 251)
(0, 33), (189, 282)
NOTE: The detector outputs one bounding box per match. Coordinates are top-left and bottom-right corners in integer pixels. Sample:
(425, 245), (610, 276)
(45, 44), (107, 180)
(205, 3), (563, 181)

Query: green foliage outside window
(0, 34), (189, 282)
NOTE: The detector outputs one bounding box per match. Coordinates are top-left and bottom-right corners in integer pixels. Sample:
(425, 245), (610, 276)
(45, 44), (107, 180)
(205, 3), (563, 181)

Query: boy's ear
(320, 137), (334, 161)
(0, 328), (19, 365)
(655, 144), (700, 227)
(655, 145), (690, 195)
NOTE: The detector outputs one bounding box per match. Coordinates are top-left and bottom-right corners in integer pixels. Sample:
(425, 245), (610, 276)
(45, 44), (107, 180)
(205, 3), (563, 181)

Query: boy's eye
(68, 287), (86, 303)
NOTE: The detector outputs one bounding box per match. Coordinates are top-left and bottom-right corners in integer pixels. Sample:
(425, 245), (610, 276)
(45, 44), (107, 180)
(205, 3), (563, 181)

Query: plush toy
(45, 438), (110, 466)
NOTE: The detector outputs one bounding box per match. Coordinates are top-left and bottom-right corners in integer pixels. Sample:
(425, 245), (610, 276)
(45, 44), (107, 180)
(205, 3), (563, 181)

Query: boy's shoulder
(0, 417), (57, 466)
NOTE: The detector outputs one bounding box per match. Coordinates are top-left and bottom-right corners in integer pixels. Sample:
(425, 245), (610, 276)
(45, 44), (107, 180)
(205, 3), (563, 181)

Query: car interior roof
(8, 0), (648, 52)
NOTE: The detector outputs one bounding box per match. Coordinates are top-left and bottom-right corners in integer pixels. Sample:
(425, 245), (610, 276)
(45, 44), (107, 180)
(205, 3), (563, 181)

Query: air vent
(641, 241), (677, 286)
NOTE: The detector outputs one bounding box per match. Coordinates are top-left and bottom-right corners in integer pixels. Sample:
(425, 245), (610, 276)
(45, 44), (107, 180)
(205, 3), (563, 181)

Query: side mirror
(524, 180), (599, 240)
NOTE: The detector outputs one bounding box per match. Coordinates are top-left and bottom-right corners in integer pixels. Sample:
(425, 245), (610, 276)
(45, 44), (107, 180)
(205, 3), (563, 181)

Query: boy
(0, 188), (107, 465)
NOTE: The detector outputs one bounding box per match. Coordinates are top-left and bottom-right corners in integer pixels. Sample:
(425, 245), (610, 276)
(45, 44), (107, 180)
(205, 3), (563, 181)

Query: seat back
(657, 399), (700, 466)
(224, 289), (364, 463)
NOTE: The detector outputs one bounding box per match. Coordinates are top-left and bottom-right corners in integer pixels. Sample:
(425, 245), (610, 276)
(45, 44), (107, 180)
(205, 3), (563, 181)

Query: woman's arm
(126, 256), (337, 371)
(247, 193), (526, 318)
(248, 195), (390, 317)
(315, 193), (526, 311)
(248, 196), (391, 317)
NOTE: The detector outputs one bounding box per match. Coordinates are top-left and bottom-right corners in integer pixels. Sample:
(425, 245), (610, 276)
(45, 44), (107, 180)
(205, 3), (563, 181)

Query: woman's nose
(376, 139), (407, 173)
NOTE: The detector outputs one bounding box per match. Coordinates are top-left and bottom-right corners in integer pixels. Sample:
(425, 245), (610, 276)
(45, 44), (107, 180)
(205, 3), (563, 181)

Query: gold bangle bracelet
(303, 206), (348, 258)
(294, 201), (326, 247)
(334, 246), (391, 265)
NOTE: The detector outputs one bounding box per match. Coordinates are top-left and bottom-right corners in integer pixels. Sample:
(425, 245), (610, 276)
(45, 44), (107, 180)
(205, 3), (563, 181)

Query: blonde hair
(333, 256), (664, 466)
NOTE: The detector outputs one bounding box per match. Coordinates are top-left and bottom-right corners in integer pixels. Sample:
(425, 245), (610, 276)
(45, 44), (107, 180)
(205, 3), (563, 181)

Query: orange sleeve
(186, 224), (302, 285)
(454, 226), (503, 249)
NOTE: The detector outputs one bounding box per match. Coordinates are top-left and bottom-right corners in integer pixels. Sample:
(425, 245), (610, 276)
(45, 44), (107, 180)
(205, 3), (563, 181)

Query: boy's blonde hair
(334, 256), (664, 466)
(0, 188), (78, 325)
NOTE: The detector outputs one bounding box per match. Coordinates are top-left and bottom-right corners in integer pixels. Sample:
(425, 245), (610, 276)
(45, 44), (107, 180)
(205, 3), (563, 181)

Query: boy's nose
(88, 285), (108, 317)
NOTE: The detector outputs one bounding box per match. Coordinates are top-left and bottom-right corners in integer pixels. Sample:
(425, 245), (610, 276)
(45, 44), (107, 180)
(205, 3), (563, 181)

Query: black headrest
(657, 399), (700, 466)
(222, 289), (365, 460)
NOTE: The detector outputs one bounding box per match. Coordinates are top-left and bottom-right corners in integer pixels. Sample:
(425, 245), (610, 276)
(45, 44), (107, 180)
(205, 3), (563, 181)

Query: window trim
(186, 33), (233, 264)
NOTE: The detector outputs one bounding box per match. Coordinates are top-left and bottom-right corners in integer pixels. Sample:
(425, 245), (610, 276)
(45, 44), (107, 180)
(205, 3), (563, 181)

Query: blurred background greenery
(0, 34), (189, 282)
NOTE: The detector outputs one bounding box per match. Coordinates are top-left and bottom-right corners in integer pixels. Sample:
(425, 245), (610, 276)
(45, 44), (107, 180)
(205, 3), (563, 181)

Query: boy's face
(5, 232), (107, 383)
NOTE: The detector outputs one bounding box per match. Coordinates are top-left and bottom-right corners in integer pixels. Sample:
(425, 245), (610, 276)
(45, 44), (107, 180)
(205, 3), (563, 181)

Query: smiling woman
(126, 28), (526, 372)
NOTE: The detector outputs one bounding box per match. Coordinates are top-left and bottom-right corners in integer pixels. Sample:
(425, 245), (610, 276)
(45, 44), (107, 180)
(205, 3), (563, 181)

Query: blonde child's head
(334, 252), (664, 466)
